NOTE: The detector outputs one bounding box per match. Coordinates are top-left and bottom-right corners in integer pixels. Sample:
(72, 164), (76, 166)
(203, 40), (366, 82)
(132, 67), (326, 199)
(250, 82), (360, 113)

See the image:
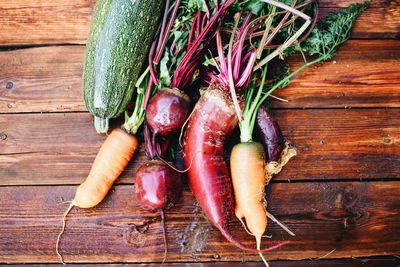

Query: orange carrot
(73, 128), (138, 208)
(230, 141), (268, 264)
(56, 128), (138, 264)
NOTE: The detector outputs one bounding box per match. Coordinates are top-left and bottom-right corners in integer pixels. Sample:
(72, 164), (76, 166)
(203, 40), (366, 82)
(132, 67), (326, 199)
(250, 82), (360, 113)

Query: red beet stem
(148, 40), (159, 86)
(155, 0), (170, 58)
(172, 0), (235, 90)
(209, 12), (259, 92)
(154, 0), (182, 64)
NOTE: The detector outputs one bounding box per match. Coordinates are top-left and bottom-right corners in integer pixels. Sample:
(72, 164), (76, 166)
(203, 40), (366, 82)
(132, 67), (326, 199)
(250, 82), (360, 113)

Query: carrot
(228, 67), (274, 265)
(74, 128), (138, 208)
(55, 128), (138, 264)
(55, 67), (151, 264)
(230, 141), (268, 263)
(231, 57), (301, 261)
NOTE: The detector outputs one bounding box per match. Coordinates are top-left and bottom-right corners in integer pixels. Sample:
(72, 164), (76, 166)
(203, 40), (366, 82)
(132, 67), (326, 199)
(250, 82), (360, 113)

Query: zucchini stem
(94, 117), (109, 134)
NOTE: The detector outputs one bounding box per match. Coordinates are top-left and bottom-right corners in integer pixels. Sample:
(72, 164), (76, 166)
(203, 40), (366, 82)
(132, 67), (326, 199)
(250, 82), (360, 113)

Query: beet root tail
(219, 226), (290, 253)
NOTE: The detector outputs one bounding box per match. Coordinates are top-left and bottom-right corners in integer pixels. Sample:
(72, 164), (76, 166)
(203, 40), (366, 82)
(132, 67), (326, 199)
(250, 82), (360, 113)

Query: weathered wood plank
(0, 46), (85, 113)
(0, 182), (398, 263)
(0, 113), (147, 185)
(273, 40), (400, 108)
(15, 257), (400, 266)
(0, 0), (398, 45)
(0, 0), (95, 45)
(1, 40), (399, 113)
(0, 109), (399, 185)
(319, 5), (400, 39)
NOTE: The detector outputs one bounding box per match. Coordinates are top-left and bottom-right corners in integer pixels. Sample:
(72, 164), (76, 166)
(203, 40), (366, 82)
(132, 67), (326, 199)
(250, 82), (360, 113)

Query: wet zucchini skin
(83, 0), (163, 133)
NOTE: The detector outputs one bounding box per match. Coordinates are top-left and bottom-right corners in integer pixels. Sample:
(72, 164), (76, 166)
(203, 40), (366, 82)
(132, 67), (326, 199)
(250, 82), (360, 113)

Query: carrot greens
(256, 1), (371, 113)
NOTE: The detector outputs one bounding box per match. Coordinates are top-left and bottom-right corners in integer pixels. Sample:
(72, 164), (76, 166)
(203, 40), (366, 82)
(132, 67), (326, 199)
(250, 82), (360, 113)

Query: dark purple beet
(256, 106), (284, 162)
(146, 87), (191, 136)
(134, 160), (182, 210)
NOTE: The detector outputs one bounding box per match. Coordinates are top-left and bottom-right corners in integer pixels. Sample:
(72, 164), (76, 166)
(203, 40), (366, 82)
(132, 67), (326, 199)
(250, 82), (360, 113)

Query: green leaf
(301, 1), (370, 58)
(187, 0), (208, 12)
(159, 51), (171, 87)
(247, 0), (266, 15)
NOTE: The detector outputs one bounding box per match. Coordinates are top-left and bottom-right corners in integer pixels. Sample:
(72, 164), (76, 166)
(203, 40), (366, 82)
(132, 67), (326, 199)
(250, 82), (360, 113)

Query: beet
(134, 160), (182, 210)
(256, 106), (284, 162)
(146, 87), (191, 136)
(184, 87), (237, 229)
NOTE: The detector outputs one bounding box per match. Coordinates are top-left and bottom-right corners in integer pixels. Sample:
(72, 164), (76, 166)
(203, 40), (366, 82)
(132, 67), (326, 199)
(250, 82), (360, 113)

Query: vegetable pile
(56, 0), (369, 265)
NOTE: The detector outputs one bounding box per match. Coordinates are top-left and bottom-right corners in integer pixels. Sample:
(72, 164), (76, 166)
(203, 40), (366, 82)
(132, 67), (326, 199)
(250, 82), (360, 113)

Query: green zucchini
(83, 0), (163, 133)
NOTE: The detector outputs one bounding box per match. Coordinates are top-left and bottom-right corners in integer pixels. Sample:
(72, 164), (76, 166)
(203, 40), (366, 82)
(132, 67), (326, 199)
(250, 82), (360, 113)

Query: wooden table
(1, 1), (399, 266)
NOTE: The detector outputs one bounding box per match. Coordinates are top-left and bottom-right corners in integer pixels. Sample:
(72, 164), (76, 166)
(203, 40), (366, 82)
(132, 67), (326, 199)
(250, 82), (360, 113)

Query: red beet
(146, 88), (191, 136)
(134, 160), (182, 210)
(183, 86), (288, 252)
(256, 106), (284, 162)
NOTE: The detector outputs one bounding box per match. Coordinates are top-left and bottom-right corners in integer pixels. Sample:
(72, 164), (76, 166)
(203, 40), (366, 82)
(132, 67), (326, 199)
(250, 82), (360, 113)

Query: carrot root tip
(259, 251), (270, 267)
(56, 203), (74, 265)
(256, 235), (269, 267)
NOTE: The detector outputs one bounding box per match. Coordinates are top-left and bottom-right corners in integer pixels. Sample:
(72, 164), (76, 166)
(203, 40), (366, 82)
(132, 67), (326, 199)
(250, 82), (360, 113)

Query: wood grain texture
(0, 46), (86, 113)
(1, 1), (398, 266)
(273, 40), (400, 108)
(0, 113), (147, 185)
(0, 0), (398, 45)
(0, 109), (398, 185)
(1, 40), (399, 114)
(14, 257), (400, 266)
(0, 0), (95, 45)
(319, 4), (400, 39)
(0, 182), (399, 263)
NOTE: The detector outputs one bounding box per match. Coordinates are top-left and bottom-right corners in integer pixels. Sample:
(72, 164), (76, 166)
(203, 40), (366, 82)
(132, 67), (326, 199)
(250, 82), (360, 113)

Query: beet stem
(254, 3), (312, 70)
(172, 0), (235, 89)
(155, 0), (170, 58)
(261, 0), (296, 52)
(142, 77), (154, 110)
(216, 31), (227, 77)
(148, 40), (159, 86)
(154, 0), (182, 64)
(236, 52), (256, 88)
(144, 124), (156, 159)
(233, 12), (251, 80)
(227, 14), (243, 121)
(262, 0), (310, 20)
